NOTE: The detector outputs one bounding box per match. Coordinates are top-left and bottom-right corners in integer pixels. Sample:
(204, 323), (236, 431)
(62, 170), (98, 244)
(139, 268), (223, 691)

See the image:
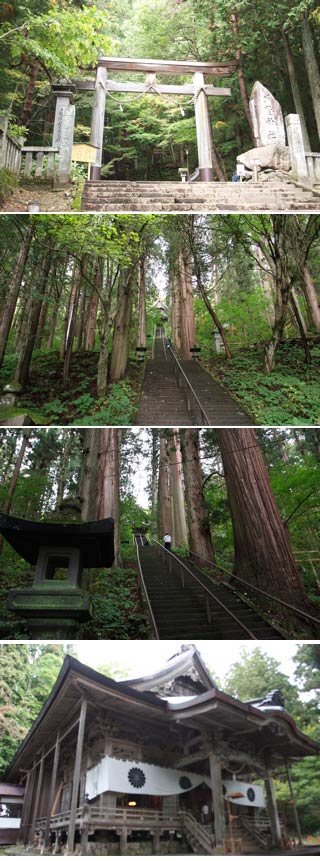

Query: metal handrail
(164, 336), (211, 426)
(152, 538), (257, 639)
(134, 538), (160, 639)
(175, 544), (320, 629)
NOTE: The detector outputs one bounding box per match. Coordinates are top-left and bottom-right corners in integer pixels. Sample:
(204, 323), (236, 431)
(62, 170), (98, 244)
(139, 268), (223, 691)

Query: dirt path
(0, 184), (77, 213)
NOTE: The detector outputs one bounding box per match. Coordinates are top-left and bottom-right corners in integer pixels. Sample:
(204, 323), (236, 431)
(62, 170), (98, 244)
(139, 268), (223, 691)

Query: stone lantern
(0, 513), (114, 638)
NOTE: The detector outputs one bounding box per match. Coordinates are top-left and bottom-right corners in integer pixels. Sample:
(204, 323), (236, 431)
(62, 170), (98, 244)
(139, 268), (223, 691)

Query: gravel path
(0, 184), (76, 213)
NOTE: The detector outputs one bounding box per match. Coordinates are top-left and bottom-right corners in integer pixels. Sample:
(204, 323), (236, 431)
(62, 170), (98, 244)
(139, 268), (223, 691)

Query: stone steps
(135, 336), (253, 426)
(81, 180), (320, 212)
(139, 547), (283, 639)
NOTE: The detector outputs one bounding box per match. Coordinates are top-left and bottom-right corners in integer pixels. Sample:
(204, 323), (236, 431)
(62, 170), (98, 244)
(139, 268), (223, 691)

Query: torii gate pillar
(90, 66), (108, 180)
(193, 72), (214, 181)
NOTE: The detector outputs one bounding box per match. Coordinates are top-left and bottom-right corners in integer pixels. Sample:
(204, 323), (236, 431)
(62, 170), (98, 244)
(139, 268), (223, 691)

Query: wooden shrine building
(2, 645), (319, 855)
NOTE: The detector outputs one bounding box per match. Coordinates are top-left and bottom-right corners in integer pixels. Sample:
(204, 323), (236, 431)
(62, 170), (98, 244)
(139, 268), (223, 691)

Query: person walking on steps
(163, 533), (172, 551)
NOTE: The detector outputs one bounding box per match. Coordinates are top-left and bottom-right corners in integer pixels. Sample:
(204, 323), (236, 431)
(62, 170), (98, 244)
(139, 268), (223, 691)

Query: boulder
(237, 144), (291, 172)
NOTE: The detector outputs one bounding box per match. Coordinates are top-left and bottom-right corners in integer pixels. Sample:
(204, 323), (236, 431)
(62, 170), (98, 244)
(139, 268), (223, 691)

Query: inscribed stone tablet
(250, 81), (286, 147)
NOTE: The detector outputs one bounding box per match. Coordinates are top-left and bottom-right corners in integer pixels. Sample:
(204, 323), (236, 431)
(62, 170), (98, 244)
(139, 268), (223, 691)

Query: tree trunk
(96, 276), (115, 397)
(0, 223), (33, 368)
(264, 217), (293, 374)
(14, 247), (53, 388)
(231, 12), (255, 145)
(158, 433), (173, 539)
(282, 29), (311, 151)
(97, 428), (122, 565)
(170, 270), (181, 351)
(136, 255), (147, 348)
(180, 429), (215, 564)
(80, 429), (99, 522)
(192, 242), (232, 359)
(302, 264), (320, 332)
(85, 259), (103, 350)
(151, 430), (159, 536)
(170, 430), (188, 547)
(20, 61), (39, 127)
(109, 269), (134, 382)
(55, 436), (71, 513)
(0, 430), (32, 554)
(63, 261), (82, 384)
(216, 429), (313, 618)
(301, 13), (320, 143)
(179, 248), (196, 358)
(290, 288), (311, 365)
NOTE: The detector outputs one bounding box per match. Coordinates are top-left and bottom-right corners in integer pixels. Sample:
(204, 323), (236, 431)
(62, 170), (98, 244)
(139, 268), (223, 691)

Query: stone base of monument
(7, 582), (92, 638)
(237, 143), (291, 173)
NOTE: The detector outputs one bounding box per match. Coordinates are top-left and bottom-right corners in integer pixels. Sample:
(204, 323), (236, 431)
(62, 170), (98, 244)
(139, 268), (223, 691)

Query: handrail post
(205, 594), (211, 623)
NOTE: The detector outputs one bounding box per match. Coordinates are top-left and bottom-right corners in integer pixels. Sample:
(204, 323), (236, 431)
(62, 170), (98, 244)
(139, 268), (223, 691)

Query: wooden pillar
(193, 72), (214, 182)
(19, 762), (36, 844)
(209, 753), (225, 848)
(44, 731), (60, 848)
(285, 762), (303, 846)
(153, 829), (161, 852)
(29, 750), (45, 844)
(67, 699), (88, 852)
(264, 771), (283, 849)
(120, 826), (128, 854)
(90, 66), (107, 180)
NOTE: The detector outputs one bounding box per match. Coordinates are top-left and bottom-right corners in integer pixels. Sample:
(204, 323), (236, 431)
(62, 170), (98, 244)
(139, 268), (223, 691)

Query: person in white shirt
(163, 533), (172, 551)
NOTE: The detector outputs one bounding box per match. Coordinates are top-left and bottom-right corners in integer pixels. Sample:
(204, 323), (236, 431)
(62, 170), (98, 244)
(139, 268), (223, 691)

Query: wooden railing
(182, 810), (215, 854)
(21, 147), (59, 180)
(239, 814), (272, 849)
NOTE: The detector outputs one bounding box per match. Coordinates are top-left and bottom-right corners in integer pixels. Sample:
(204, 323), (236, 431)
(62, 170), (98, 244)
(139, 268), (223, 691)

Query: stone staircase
(135, 334), (194, 426)
(135, 332), (252, 426)
(81, 180), (320, 212)
(138, 547), (283, 639)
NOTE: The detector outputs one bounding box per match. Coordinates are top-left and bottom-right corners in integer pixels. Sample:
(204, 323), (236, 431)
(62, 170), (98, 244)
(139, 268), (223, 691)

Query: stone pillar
(285, 762), (303, 846)
(209, 753), (225, 848)
(67, 699), (87, 852)
(55, 104), (76, 188)
(44, 730), (60, 848)
(90, 66), (107, 180)
(285, 114), (309, 184)
(52, 86), (75, 147)
(264, 772), (283, 849)
(193, 72), (214, 182)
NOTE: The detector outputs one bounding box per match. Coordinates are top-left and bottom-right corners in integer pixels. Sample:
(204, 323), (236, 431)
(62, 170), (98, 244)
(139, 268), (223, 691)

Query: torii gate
(77, 57), (237, 182)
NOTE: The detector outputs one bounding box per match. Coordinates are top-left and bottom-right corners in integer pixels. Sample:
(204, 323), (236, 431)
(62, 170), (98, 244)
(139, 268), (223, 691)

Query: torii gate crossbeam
(87, 56), (237, 181)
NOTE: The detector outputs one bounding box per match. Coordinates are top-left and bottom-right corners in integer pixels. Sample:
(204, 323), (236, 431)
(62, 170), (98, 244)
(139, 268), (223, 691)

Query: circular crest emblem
(128, 766), (146, 788)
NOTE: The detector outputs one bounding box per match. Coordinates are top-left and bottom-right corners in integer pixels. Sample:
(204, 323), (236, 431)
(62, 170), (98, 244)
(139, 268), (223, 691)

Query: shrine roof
(0, 513), (114, 568)
(4, 654), (319, 781)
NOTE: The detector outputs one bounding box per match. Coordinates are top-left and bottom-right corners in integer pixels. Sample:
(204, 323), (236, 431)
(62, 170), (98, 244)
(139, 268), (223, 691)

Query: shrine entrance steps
(138, 547), (283, 639)
(135, 333), (252, 426)
(81, 180), (320, 213)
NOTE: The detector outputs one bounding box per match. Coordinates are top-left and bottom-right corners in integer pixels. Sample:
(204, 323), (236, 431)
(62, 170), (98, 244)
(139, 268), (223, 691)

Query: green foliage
(204, 342), (320, 425)
(0, 644), (65, 770)
(0, 167), (18, 204)
(81, 566), (152, 639)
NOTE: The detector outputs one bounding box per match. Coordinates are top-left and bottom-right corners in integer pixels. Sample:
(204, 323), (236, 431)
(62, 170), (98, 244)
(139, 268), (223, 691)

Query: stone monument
(250, 81), (286, 148)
